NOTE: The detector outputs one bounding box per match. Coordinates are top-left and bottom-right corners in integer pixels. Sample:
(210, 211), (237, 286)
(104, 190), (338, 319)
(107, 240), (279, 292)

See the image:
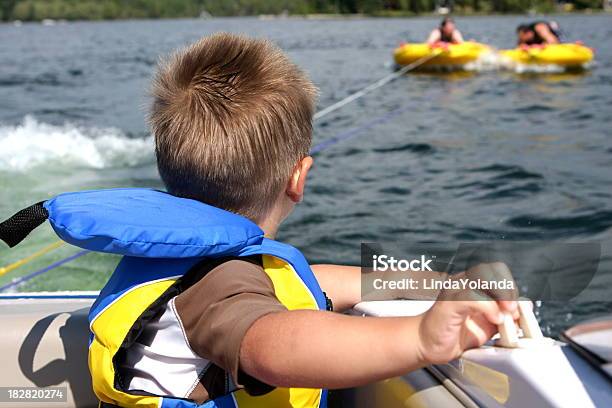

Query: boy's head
(150, 33), (317, 223)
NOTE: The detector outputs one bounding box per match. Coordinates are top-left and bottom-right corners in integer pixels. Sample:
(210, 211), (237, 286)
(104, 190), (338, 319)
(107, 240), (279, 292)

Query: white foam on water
(464, 50), (506, 72)
(464, 52), (588, 74)
(0, 116), (153, 172)
(512, 63), (567, 74)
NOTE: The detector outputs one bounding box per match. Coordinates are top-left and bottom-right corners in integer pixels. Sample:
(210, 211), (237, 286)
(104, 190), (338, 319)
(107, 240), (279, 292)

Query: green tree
(1, 0), (18, 21)
(3, 0), (606, 21)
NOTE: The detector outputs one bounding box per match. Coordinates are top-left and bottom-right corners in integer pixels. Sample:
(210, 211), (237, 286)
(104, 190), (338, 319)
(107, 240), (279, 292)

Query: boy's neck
(257, 202), (291, 240)
(256, 195), (293, 240)
(258, 217), (279, 239)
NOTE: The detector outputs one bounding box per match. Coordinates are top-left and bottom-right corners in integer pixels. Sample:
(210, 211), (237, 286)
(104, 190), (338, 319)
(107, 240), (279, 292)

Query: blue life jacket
(39, 188), (329, 408)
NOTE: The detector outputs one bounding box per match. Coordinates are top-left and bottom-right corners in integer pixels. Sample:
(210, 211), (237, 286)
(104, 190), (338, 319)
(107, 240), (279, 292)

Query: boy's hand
(417, 298), (518, 365)
(416, 261), (519, 365)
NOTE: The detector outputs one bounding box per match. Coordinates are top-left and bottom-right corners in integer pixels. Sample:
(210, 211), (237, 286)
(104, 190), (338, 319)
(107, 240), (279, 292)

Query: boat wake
(410, 51), (592, 74)
(510, 62), (592, 74)
(465, 51), (589, 73)
(0, 116), (153, 172)
(463, 50), (504, 72)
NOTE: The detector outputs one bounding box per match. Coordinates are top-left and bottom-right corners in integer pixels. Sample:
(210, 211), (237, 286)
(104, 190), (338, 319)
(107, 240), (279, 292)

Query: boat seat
(0, 297), (97, 408)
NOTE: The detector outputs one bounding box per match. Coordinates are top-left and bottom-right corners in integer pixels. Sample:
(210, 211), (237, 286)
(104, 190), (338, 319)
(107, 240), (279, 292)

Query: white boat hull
(0, 293), (97, 408)
(0, 294), (610, 408)
(350, 300), (612, 408)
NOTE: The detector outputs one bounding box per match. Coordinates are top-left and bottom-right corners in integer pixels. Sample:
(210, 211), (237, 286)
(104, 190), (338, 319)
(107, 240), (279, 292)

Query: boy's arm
(311, 264), (447, 311)
(311, 264), (361, 311)
(241, 299), (517, 389)
(313, 261), (516, 311)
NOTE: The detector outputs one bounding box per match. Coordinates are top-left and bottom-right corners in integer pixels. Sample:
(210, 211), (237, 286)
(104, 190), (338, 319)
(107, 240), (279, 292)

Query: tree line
(0, 0), (605, 22)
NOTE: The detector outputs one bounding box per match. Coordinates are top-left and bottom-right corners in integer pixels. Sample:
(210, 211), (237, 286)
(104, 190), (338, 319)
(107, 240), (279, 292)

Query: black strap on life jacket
(0, 202), (48, 248)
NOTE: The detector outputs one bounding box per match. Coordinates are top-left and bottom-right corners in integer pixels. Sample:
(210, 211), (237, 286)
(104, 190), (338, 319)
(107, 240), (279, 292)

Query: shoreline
(3, 10), (611, 24)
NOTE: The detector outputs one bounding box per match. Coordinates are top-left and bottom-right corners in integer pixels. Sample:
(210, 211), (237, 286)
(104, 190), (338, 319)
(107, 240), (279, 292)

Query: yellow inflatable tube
(501, 43), (594, 67)
(393, 42), (490, 68)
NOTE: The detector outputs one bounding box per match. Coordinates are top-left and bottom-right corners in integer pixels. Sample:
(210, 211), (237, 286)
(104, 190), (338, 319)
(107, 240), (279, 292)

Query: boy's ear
(286, 156), (313, 203)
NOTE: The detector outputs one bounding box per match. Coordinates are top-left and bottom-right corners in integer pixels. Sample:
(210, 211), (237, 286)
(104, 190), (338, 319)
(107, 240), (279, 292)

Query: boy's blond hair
(150, 33), (317, 222)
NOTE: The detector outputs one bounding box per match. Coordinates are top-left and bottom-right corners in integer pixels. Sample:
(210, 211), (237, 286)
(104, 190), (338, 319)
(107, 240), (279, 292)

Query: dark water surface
(1, 15), (611, 335)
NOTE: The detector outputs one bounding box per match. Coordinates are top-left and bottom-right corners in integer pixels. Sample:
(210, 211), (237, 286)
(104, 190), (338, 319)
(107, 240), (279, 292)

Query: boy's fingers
(499, 300), (519, 319)
(447, 296), (504, 326)
(464, 315), (498, 349)
(438, 287), (519, 326)
(468, 300), (504, 326)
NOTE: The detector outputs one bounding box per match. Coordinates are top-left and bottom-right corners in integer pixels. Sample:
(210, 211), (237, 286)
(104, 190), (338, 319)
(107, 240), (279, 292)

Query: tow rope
(313, 49), (442, 121)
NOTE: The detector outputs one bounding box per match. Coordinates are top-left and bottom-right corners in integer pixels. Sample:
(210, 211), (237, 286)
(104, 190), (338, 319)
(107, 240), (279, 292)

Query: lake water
(1, 14), (611, 335)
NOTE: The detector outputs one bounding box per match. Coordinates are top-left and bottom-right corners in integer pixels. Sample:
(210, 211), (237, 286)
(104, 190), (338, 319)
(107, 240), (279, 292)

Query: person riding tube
(427, 17), (464, 45)
(517, 21), (561, 46)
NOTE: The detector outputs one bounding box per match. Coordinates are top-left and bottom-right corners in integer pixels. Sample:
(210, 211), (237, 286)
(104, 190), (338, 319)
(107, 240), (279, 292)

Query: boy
(97, 34), (516, 407)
